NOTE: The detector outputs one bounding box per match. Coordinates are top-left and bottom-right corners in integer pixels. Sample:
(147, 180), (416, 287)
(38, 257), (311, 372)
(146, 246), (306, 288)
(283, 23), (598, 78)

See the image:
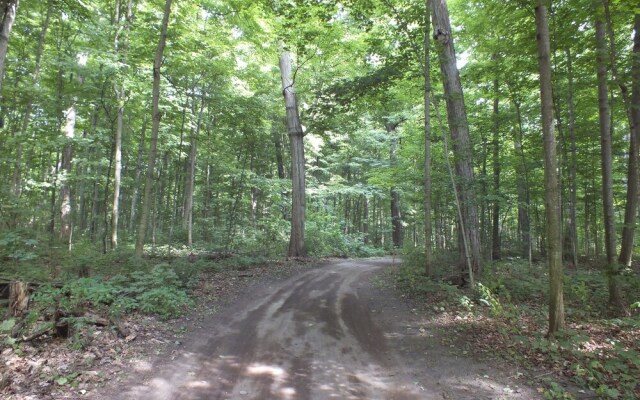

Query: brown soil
(92, 258), (540, 400)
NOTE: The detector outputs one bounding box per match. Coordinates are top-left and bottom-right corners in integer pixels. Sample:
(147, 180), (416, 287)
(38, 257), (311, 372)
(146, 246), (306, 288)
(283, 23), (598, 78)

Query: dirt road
(107, 258), (538, 400)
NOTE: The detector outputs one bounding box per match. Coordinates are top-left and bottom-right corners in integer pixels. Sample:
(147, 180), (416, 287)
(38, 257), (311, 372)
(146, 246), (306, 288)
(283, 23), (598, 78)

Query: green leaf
(0, 319), (16, 332)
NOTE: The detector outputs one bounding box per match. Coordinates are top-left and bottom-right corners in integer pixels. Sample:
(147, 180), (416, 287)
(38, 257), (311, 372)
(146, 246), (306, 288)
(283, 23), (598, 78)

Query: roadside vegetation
(396, 250), (640, 400)
(0, 228), (383, 398)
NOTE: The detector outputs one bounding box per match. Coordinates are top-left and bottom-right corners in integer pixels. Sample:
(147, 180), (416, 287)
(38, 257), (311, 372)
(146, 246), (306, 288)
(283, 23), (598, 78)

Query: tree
(59, 103), (76, 245)
(535, 0), (564, 336)
(0, 0), (18, 95)
(424, 0), (433, 276)
(430, 0), (481, 279)
(386, 120), (403, 248)
(13, 0), (50, 197)
(135, 0), (172, 256)
(595, 14), (623, 313)
(612, 8), (640, 269)
(279, 49), (306, 257)
(111, 0), (133, 250)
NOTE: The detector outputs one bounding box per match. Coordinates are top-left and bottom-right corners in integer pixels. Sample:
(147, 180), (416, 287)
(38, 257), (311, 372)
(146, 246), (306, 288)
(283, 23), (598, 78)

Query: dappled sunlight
(184, 380), (211, 389)
(246, 362), (287, 378)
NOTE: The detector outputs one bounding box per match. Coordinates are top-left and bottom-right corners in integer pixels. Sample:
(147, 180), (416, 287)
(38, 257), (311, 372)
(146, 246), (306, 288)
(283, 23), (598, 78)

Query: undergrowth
(0, 241), (295, 349)
(396, 247), (640, 400)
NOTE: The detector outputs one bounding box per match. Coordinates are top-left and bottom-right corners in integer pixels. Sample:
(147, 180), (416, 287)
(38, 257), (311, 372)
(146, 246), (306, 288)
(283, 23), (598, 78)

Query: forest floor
(3, 257), (585, 399)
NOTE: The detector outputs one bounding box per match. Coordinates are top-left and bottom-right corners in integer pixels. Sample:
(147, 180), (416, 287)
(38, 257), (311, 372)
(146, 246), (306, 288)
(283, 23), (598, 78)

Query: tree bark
(111, 0), (133, 249)
(566, 47), (579, 268)
(386, 122), (403, 248)
(184, 95), (202, 248)
(59, 104), (76, 244)
(618, 13), (640, 268)
(6, 281), (28, 317)
(111, 96), (123, 249)
(0, 0), (18, 95)
(279, 49), (306, 257)
(511, 94), (532, 264)
(595, 15), (624, 313)
(491, 76), (501, 261)
(424, 0), (433, 276)
(535, 1), (565, 336)
(430, 0), (481, 276)
(135, 0), (172, 256)
(128, 118), (147, 232)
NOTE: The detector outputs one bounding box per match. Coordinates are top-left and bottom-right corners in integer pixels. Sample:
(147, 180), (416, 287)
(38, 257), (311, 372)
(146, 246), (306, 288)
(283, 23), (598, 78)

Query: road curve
(113, 258), (538, 400)
(120, 258), (424, 399)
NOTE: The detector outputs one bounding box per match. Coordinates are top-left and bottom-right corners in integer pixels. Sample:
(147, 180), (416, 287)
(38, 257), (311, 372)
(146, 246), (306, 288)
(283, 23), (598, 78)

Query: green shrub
(137, 287), (192, 320)
(31, 263), (193, 321)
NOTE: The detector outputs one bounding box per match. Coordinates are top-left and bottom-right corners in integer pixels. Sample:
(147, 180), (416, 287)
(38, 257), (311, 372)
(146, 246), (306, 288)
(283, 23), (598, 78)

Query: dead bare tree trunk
(279, 49), (306, 257)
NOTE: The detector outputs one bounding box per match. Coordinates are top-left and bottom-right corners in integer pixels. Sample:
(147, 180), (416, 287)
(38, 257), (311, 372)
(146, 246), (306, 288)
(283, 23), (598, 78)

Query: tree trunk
(102, 141), (114, 253)
(59, 104), (76, 245)
(595, 16), (625, 314)
(566, 47), (579, 268)
(0, 0), (18, 95)
(184, 96), (202, 248)
(279, 49), (306, 257)
(111, 95), (123, 249)
(135, 0), (172, 256)
(386, 122), (403, 248)
(491, 77), (501, 261)
(128, 118), (147, 232)
(618, 14), (640, 268)
(511, 95), (532, 264)
(424, 0), (433, 276)
(111, 0), (133, 249)
(430, 0), (481, 276)
(363, 195), (370, 244)
(6, 281), (28, 317)
(90, 165), (101, 242)
(535, 1), (565, 336)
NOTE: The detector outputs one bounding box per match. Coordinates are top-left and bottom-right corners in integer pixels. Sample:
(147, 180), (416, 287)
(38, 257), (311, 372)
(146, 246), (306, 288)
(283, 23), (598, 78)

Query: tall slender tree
(111, 0), (133, 249)
(135, 0), (172, 256)
(430, 0), (481, 278)
(424, 0), (433, 276)
(535, 0), (564, 336)
(0, 0), (18, 94)
(616, 11), (640, 269)
(595, 5), (624, 313)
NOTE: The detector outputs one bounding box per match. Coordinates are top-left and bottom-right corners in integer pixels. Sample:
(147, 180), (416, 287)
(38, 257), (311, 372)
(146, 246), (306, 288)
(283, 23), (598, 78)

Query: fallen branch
(17, 322), (54, 343)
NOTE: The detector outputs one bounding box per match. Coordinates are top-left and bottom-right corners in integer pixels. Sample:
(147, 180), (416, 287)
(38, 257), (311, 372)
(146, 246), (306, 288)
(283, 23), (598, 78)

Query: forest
(0, 0), (639, 399)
